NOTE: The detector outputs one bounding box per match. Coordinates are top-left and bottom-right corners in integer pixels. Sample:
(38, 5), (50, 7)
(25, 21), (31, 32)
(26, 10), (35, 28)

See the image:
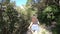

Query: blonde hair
(31, 15), (38, 22)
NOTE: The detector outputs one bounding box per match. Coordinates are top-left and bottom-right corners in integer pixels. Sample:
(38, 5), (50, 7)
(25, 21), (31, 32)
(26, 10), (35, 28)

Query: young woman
(28, 16), (40, 34)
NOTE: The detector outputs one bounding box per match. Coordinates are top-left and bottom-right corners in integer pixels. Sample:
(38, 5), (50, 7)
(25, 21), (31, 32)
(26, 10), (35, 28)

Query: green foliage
(6, 4), (29, 34)
(0, 4), (20, 34)
(38, 5), (59, 34)
(0, 3), (29, 34)
(38, 5), (58, 24)
(43, 6), (52, 13)
(0, 0), (59, 34)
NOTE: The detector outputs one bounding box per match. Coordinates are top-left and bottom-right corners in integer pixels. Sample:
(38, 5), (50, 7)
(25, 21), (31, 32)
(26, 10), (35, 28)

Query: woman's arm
(28, 22), (33, 29)
(38, 21), (40, 25)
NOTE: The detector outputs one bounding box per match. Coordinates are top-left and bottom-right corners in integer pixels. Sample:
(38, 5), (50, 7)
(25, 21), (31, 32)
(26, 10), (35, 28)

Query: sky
(11, 0), (27, 6)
